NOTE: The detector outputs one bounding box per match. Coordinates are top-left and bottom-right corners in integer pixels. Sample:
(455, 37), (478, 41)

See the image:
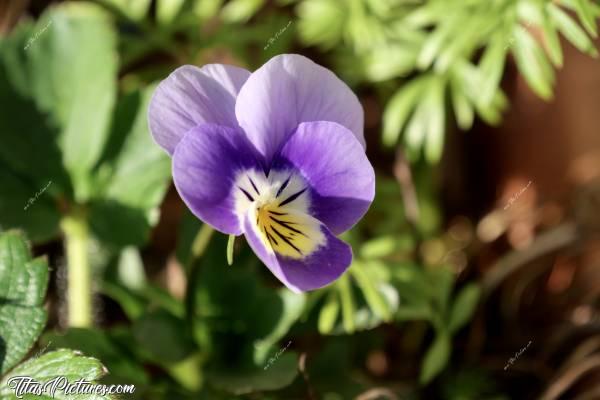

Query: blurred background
(1, 0), (600, 399)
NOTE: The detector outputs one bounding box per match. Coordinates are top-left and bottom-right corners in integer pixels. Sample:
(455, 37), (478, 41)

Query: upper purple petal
(235, 54), (365, 161)
(149, 64), (251, 155)
(243, 211), (352, 292)
(273, 121), (375, 234)
(172, 123), (263, 235)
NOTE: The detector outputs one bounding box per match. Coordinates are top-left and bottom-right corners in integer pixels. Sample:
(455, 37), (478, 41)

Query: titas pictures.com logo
(6, 376), (135, 398)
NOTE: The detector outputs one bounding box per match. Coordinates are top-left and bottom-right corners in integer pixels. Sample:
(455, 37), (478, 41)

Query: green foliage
(3, 0), (593, 397)
(296, 0), (600, 163)
(0, 232), (112, 399)
(0, 232), (48, 375)
(0, 3), (170, 248)
(0, 349), (112, 400)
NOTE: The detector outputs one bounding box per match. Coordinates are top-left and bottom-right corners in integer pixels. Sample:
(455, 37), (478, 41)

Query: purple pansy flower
(148, 54), (375, 292)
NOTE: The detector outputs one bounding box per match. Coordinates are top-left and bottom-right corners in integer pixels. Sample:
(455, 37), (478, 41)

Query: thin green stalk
(61, 212), (92, 327)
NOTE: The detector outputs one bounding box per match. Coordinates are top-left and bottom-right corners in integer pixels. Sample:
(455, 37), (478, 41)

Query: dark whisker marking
(248, 176), (260, 195)
(239, 187), (254, 202)
(268, 210), (288, 216)
(270, 216), (308, 237)
(276, 175), (292, 198)
(266, 231), (278, 246)
(271, 226), (302, 255)
(279, 188), (307, 207)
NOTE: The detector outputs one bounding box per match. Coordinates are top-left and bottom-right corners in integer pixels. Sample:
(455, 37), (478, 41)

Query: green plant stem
(61, 212), (92, 328)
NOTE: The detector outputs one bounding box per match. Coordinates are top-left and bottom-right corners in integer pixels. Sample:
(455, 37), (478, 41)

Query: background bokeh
(1, 0), (600, 399)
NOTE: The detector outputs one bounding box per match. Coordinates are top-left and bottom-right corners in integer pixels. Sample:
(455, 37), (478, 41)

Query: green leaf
(227, 235), (236, 266)
(88, 200), (152, 248)
(417, 13), (462, 70)
(478, 32), (508, 107)
(549, 3), (598, 57)
(42, 328), (149, 385)
(0, 168), (60, 243)
(133, 310), (195, 364)
(540, 12), (564, 67)
(382, 76), (428, 147)
(337, 274), (356, 333)
(448, 284), (481, 334)
(90, 86), (171, 248)
(318, 291), (340, 334)
(157, 0), (185, 25)
(0, 349), (111, 399)
(350, 262), (392, 321)
(115, 246), (146, 291)
(297, 0), (346, 49)
(0, 28), (71, 199)
(193, 0), (224, 19)
(420, 332), (451, 384)
(100, 86), (171, 211)
(253, 290), (305, 364)
(512, 26), (554, 100)
(396, 304), (432, 321)
(104, 0), (151, 21)
(209, 352), (298, 395)
(573, 0), (598, 37)
(0, 232), (48, 374)
(26, 3), (118, 200)
(364, 44), (419, 82)
(221, 0), (265, 23)
(424, 78), (446, 163)
(450, 75), (474, 130)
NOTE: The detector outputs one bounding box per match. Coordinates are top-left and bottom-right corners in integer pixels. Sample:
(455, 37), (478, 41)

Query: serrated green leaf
(0, 349), (111, 399)
(448, 284), (481, 333)
(420, 332), (451, 384)
(42, 328), (149, 386)
(0, 232), (49, 374)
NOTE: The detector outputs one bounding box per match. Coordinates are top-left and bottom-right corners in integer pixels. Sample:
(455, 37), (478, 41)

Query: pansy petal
(235, 54), (365, 161)
(243, 211), (352, 292)
(149, 64), (251, 155)
(172, 123), (263, 234)
(273, 121), (375, 234)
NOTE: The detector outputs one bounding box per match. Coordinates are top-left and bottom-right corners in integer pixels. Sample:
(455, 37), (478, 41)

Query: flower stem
(61, 211), (92, 327)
